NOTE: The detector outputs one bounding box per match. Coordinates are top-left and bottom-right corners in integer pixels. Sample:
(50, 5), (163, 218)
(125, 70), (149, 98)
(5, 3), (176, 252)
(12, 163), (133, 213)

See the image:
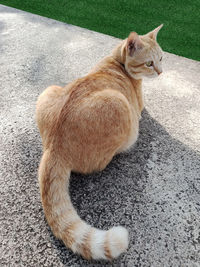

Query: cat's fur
(36, 25), (163, 260)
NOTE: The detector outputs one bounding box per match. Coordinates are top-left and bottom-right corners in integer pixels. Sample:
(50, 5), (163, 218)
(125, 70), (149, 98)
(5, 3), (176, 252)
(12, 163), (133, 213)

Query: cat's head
(123, 25), (163, 80)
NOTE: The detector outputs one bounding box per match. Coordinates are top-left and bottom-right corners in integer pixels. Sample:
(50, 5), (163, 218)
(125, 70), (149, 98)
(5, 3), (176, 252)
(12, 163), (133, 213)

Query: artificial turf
(0, 0), (199, 61)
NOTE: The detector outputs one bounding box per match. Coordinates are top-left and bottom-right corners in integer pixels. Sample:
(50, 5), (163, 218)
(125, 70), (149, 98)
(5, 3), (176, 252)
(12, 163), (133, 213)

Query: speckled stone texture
(0, 4), (200, 267)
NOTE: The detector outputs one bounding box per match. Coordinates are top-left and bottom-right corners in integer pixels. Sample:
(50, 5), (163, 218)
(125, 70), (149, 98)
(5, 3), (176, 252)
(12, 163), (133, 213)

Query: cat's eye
(160, 57), (162, 61)
(145, 61), (153, 67)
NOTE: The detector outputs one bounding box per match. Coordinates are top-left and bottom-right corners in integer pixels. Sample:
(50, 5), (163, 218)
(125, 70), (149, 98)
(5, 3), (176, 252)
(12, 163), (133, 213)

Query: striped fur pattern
(36, 25), (163, 260)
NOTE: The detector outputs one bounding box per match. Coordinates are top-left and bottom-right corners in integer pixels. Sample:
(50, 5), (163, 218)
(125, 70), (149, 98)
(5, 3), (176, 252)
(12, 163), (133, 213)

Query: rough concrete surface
(0, 4), (200, 267)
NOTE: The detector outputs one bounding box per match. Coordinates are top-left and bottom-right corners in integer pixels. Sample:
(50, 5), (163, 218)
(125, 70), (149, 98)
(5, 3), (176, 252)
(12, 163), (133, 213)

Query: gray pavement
(0, 4), (200, 267)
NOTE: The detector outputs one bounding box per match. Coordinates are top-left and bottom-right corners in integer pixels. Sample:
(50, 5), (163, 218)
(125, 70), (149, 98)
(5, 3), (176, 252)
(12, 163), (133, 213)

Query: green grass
(0, 0), (199, 60)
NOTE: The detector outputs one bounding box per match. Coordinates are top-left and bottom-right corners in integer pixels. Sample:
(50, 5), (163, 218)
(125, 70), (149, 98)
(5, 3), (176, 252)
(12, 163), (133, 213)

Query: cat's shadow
(45, 108), (199, 266)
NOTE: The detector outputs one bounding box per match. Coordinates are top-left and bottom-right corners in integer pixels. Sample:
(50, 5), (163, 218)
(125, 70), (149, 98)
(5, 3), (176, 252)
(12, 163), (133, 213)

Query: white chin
(146, 74), (158, 79)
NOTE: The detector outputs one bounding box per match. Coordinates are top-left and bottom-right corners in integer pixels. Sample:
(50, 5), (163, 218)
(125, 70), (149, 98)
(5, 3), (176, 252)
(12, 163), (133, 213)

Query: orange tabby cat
(36, 25), (163, 260)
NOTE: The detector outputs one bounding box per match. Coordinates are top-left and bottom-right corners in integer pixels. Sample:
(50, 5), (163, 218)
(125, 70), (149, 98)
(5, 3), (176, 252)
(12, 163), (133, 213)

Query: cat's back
(60, 70), (131, 124)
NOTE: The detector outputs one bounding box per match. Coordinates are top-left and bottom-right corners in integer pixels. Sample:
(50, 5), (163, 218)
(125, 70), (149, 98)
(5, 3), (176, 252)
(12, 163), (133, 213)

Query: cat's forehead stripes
(148, 44), (162, 61)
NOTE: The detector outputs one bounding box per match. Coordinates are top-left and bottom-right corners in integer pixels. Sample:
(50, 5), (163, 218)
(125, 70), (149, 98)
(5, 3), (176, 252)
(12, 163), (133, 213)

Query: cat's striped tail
(38, 149), (129, 260)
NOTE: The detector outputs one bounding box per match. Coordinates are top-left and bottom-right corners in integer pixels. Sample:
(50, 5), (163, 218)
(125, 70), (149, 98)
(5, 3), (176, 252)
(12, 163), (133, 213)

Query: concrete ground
(0, 4), (200, 267)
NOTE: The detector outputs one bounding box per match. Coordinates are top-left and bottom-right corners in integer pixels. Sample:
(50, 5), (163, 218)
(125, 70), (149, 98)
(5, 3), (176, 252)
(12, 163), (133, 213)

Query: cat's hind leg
(36, 85), (65, 145)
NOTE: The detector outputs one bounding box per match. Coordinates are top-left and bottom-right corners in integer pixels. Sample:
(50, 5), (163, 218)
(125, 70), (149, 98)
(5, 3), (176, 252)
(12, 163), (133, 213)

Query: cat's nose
(157, 70), (162, 75)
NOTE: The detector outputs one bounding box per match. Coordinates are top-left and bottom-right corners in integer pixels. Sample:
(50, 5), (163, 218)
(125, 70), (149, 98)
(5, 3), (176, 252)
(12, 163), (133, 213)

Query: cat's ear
(127, 32), (143, 56)
(145, 24), (163, 40)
